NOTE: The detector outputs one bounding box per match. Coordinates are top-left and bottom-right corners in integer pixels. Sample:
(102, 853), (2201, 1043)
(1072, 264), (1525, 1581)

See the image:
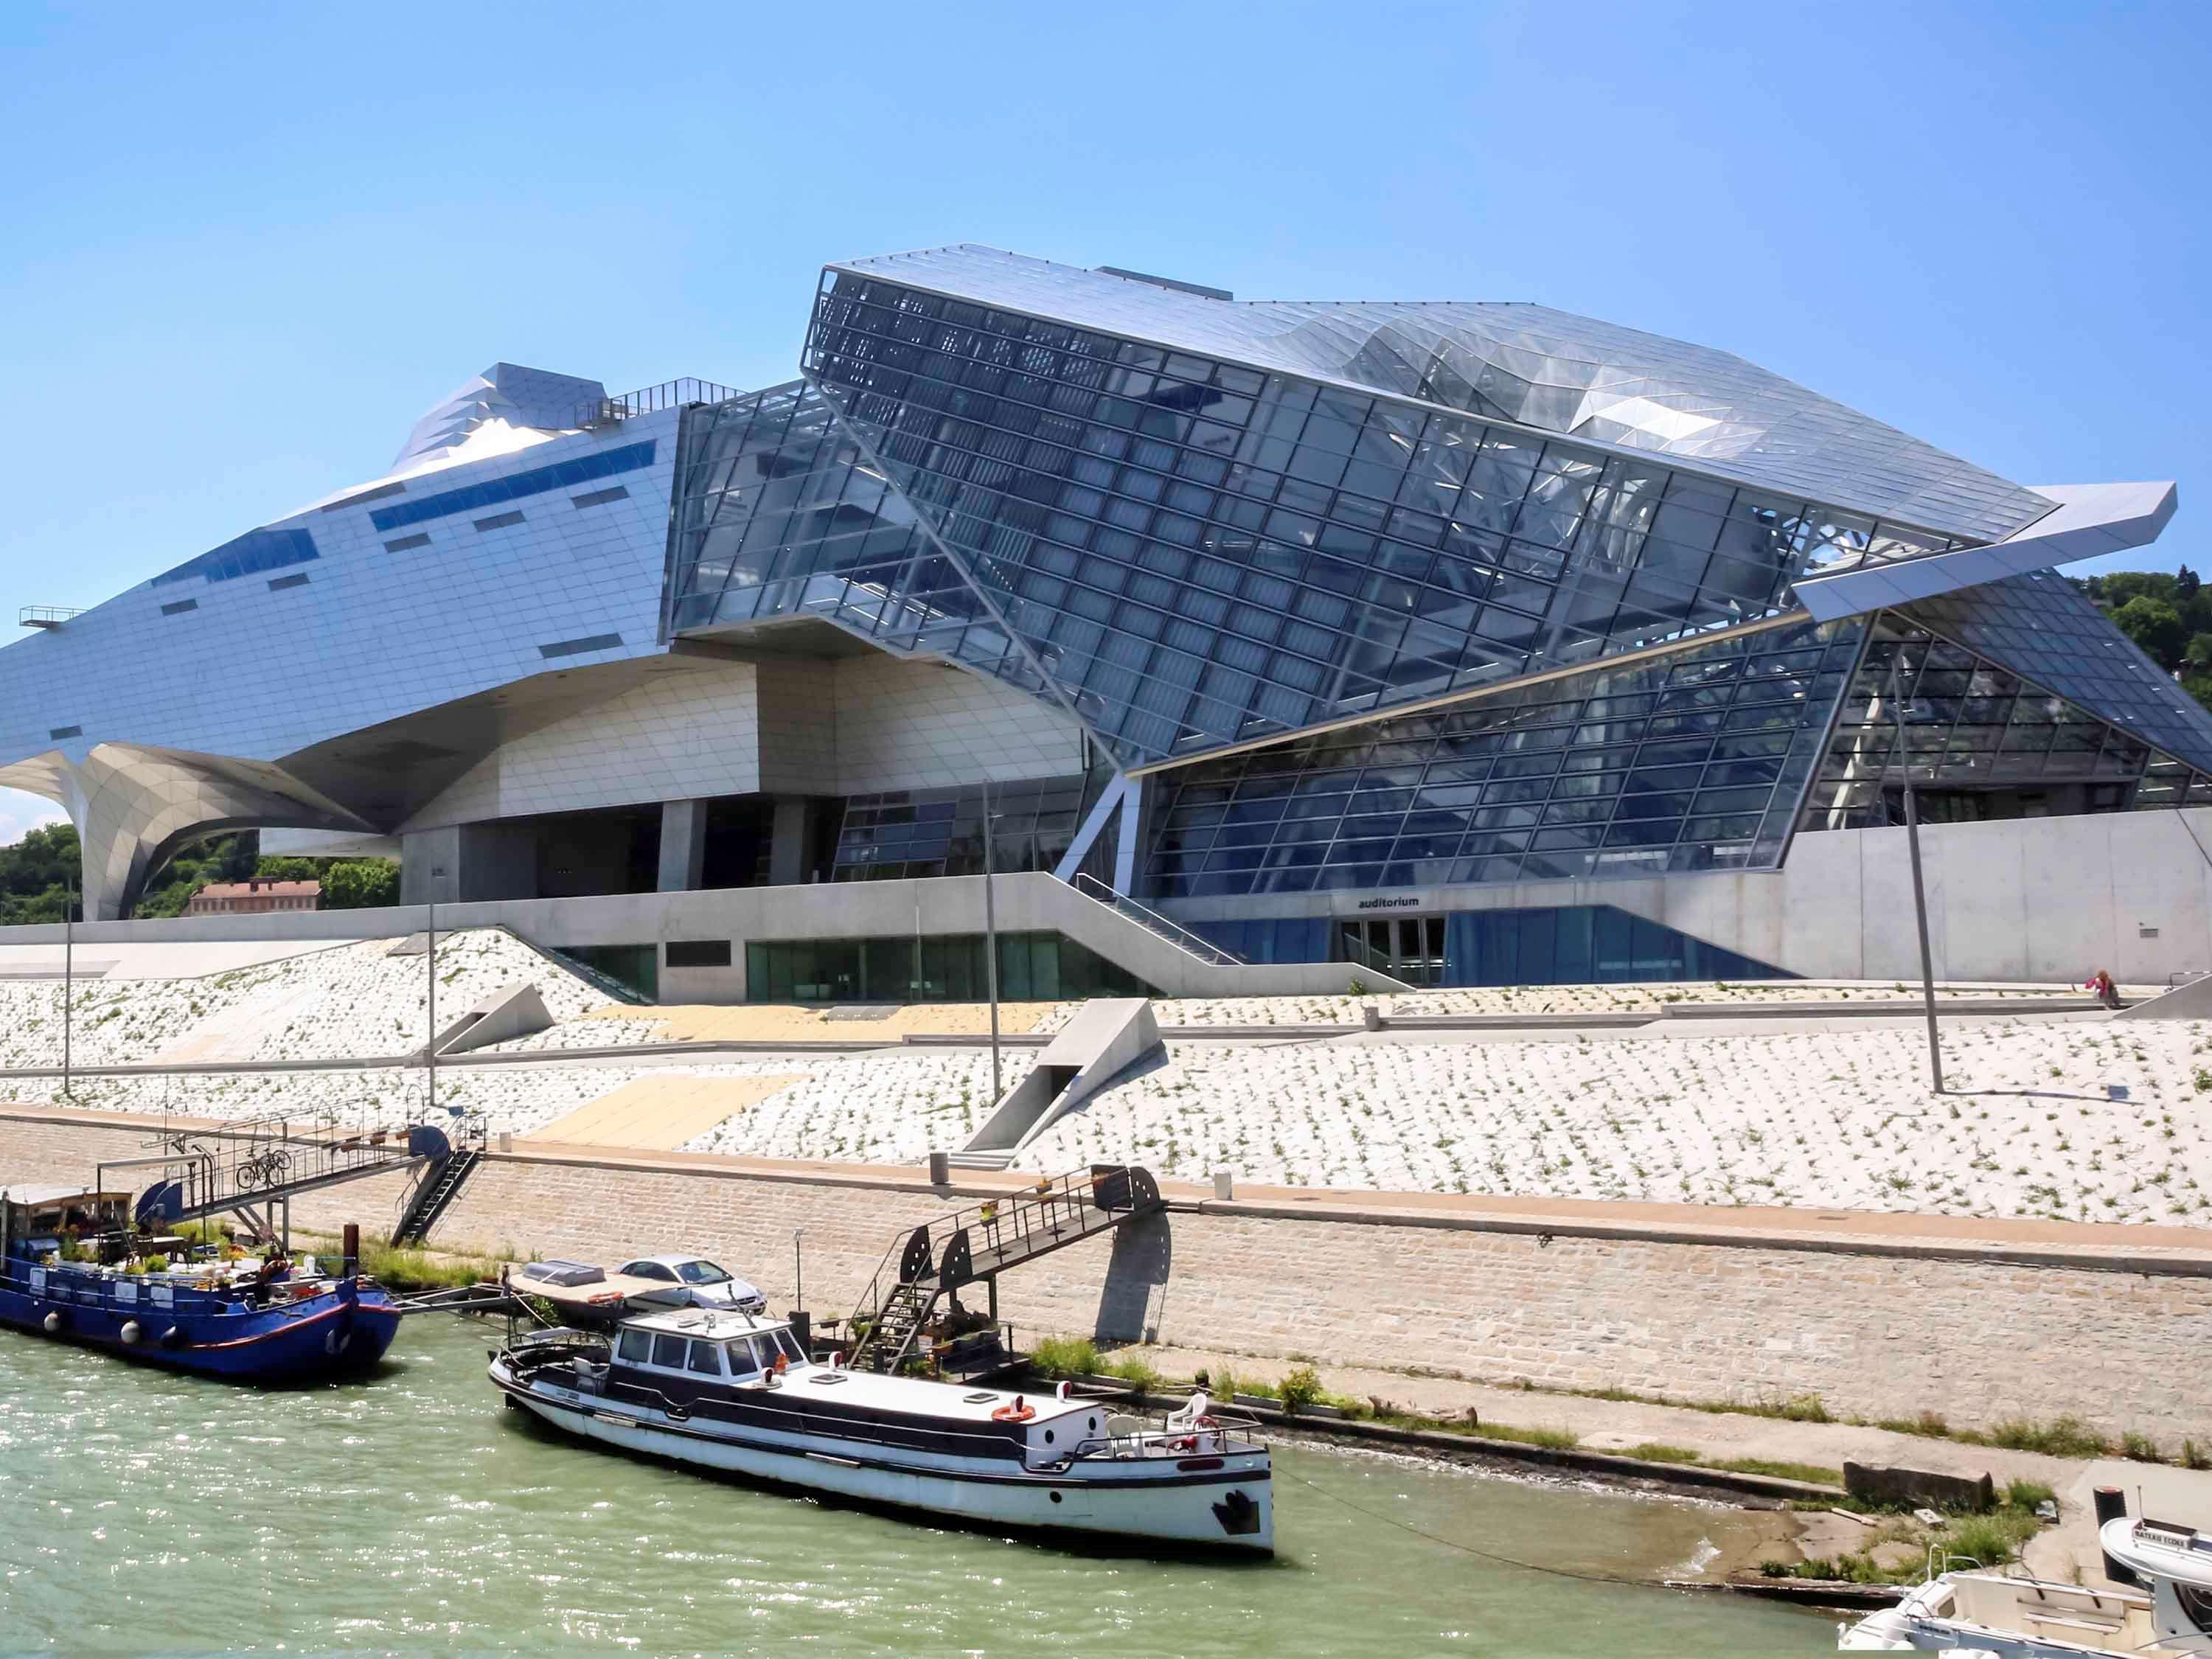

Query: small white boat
(488, 1310), (1273, 1554)
(1841, 1514), (2212, 1655)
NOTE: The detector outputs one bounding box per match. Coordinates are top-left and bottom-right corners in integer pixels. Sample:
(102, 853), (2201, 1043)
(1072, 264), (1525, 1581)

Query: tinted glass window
(676, 1261), (729, 1285)
(686, 1340), (724, 1376)
(651, 1335), (689, 1369)
(616, 1329), (651, 1363)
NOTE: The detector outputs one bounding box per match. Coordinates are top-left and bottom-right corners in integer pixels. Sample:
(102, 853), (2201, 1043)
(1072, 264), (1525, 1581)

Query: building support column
(1112, 777), (1144, 896)
(768, 796), (813, 886)
(657, 799), (708, 893)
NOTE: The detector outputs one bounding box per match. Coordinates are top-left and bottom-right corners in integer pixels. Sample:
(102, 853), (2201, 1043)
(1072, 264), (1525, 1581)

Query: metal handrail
(18, 605), (82, 628)
(575, 378), (743, 430)
(1070, 873), (1243, 965)
(846, 1164), (1152, 1367)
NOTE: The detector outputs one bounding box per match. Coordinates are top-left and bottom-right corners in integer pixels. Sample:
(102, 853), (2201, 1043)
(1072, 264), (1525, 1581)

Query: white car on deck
(613, 1254), (768, 1314)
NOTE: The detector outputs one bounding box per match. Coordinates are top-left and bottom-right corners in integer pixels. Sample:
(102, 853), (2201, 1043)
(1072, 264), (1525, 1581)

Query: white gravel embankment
(0, 930), (609, 1069)
(1012, 1018), (2212, 1223)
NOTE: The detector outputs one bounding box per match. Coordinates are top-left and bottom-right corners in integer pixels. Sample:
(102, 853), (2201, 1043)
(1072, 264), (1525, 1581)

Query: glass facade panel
(1142, 618), (1861, 898)
(1183, 905), (1786, 985)
(742, 932), (1153, 1004)
(831, 775), (1087, 880)
(1896, 571), (2212, 775)
(665, 271), (1960, 773)
(1802, 611), (2212, 831)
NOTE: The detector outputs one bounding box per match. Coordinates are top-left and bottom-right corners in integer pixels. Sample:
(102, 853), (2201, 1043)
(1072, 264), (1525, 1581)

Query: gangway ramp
(846, 1164), (1162, 1374)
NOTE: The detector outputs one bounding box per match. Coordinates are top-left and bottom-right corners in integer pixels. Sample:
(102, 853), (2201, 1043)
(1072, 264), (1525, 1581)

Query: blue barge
(0, 1184), (402, 1382)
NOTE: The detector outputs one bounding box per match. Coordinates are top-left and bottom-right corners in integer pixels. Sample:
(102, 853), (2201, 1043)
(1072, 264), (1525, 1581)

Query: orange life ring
(991, 1402), (1036, 1423)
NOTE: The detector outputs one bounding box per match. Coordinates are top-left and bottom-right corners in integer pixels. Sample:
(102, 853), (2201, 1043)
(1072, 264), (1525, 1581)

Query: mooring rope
(1280, 1467), (1665, 1589)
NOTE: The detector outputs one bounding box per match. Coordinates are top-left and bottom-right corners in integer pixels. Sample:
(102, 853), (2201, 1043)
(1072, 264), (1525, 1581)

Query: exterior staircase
(1069, 873), (1242, 966)
(392, 1147), (483, 1245)
(845, 1164), (1164, 1374)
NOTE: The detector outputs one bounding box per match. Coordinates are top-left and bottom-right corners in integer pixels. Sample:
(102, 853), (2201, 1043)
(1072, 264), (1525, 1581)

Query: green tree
(2185, 633), (2212, 672)
(255, 855), (320, 881)
(0, 821), (80, 925)
(2099, 571), (2180, 612)
(323, 859), (400, 910)
(2112, 596), (2189, 669)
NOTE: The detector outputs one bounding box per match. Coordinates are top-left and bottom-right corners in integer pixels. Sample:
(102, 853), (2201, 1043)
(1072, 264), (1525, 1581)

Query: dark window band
(539, 633), (623, 658)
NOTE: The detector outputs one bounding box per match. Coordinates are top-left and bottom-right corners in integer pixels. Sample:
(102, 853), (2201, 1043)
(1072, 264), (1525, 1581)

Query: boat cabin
(0, 1185), (131, 1266)
(589, 1309), (1112, 1464)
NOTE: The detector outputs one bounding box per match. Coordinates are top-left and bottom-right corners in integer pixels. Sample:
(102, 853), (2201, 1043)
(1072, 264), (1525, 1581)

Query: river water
(0, 1316), (1831, 1655)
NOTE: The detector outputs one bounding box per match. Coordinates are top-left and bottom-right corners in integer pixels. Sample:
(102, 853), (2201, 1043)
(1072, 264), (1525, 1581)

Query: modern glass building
(0, 247), (2196, 993)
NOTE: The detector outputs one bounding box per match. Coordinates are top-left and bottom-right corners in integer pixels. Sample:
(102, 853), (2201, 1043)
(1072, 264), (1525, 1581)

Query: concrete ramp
(524, 1073), (804, 1150)
(957, 998), (1161, 1165)
(2111, 975), (2212, 1020)
(425, 983), (553, 1057)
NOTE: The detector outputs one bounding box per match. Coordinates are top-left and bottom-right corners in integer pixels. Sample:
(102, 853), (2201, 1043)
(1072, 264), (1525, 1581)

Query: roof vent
(1095, 266), (1233, 302)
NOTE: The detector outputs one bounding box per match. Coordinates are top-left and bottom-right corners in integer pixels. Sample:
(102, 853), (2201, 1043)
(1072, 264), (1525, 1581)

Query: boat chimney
(2093, 1486), (2140, 1586)
(342, 1222), (360, 1279)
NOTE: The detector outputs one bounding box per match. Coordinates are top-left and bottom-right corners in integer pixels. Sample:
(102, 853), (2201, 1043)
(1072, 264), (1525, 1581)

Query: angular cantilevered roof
(830, 244), (2056, 546)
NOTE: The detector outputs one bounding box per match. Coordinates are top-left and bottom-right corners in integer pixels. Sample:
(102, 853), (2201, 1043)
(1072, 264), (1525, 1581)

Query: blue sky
(1, 0), (2207, 841)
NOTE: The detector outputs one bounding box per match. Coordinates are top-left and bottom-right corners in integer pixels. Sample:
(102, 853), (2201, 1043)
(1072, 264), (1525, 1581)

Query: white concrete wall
(401, 661), (765, 831)
(387, 651), (1085, 833)
(759, 654), (1087, 796)
(1161, 807), (2212, 985)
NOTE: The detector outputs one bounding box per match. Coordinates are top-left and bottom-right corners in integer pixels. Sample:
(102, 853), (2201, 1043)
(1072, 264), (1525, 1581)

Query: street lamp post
(61, 877), (74, 1101)
(425, 897), (438, 1117)
(1902, 775), (1944, 1093)
(981, 781), (1002, 1106)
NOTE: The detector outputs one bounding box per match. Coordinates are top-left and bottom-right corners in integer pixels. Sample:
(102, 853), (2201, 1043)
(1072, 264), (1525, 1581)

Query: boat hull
(0, 1279), (403, 1383)
(494, 1365), (1273, 1554)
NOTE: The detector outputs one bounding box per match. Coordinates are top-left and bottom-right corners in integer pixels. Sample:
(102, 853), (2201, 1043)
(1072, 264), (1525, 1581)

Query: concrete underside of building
(5, 1104), (2207, 1444)
(4, 249), (2205, 995)
(6, 802), (2210, 998)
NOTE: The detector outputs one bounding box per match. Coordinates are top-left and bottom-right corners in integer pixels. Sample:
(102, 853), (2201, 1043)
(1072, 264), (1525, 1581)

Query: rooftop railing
(19, 605), (83, 630)
(576, 378), (743, 430)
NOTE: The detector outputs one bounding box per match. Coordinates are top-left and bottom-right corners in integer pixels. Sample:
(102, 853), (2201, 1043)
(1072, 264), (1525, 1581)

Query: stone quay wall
(5, 1107), (2208, 1444)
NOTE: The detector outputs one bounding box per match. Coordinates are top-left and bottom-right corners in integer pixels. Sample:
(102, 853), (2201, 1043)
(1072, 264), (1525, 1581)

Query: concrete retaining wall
(6, 1107), (2204, 1444)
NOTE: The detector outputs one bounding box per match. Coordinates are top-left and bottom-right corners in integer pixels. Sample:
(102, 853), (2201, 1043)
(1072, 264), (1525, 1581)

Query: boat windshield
(676, 1261), (731, 1285)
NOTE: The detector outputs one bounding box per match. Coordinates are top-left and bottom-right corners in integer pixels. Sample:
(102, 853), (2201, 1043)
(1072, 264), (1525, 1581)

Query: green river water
(0, 1315), (1834, 1656)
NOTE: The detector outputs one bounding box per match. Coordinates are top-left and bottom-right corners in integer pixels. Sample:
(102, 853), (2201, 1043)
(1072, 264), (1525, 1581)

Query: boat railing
(1062, 1400), (1267, 1464)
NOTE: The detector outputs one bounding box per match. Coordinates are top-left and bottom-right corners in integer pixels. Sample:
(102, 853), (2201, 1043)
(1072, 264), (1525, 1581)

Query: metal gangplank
(845, 1164), (1163, 1374)
(109, 1109), (453, 1248)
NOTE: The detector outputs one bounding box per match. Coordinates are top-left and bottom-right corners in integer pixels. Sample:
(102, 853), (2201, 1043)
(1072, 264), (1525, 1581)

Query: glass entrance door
(1337, 916), (1447, 987)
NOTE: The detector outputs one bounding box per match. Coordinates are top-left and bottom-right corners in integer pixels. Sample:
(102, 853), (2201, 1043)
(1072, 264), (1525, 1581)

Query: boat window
(724, 1340), (759, 1380)
(686, 1340), (724, 1377)
(651, 1333), (689, 1369)
(675, 1260), (731, 1285)
(772, 1329), (807, 1364)
(616, 1329), (652, 1363)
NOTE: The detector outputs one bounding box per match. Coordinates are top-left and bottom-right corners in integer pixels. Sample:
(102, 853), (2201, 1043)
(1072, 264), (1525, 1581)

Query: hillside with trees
(0, 824), (399, 923)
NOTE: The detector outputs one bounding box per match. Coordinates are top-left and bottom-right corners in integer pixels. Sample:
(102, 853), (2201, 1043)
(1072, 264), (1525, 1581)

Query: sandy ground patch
(524, 1073), (806, 1149)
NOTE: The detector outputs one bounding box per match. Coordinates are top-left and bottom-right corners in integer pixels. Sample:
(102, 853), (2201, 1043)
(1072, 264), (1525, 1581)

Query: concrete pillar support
(658, 799), (708, 892)
(769, 796), (812, 887)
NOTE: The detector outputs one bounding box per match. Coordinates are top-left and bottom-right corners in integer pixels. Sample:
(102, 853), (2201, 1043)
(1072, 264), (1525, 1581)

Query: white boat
(1841, 1514), (2212, 1654)
(488, 1310), (1273, 1554)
